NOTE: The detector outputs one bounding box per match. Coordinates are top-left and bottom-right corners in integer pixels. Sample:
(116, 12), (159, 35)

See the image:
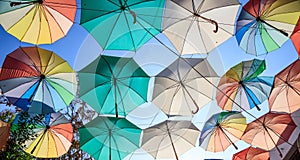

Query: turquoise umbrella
(79, 116), (141, 160)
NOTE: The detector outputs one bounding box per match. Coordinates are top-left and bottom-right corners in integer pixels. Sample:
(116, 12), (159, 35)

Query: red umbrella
(232, 147), (269, 160)
(291, 17), (300, 56)
(241, 113), (296, 157)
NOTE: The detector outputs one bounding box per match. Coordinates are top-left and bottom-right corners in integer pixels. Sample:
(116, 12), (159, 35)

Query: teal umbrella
(79, 116), (141, 160)
(79, 55), (150, 117)
(80, 0), (165, 51)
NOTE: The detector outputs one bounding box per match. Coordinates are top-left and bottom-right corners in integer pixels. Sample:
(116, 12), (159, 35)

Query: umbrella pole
(166, 124), (179, 160)
(263, 124), (283, 157)
(258, 18), (288, 37)
(30, 127), (48, 154)
(277, 76), (300, 97)
(241, 84), (261, 111)
(113, 78), (118, 118)
(10, 0), (42, 7)
(218, 126), (238, 150)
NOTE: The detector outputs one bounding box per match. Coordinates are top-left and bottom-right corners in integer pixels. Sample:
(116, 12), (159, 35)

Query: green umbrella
(79, 55), (150, 117)
(79, 116), (141, 160)
(80, 0), (165, 51)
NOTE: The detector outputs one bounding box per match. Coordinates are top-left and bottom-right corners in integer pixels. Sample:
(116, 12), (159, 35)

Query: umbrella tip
(40, 74), (46, 79)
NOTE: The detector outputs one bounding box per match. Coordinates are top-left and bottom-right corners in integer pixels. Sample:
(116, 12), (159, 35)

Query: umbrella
(291, 17), (300, 56)
(162, 0), (240, 55)
(79, 55), (150, 118)
(216, 59), (273, 111)
(0, 120), (10, 151)
(141, 120), (199, 160)
(80, 0), (164, 51)
(199, 111), (246, 152)
(232, 147), (269, 160)
(236, 0), (300, 56)
(13, 112), (73, 158)
(152, 57), (219, 116)
(0, 47), (77, 114)
(79, 116), (141, 160)
(0, 0), (76, 44)
(268, 59), (300, 113)
(241, 112), (296, 157)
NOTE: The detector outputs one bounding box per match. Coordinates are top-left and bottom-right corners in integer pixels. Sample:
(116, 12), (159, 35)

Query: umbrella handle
(210, 19), (218, 33)
(129, 10), (137, 24)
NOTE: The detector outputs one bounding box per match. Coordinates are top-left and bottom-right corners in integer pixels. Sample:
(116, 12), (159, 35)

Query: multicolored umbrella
(79, 55), (150, 118)
(236, 0), (300, 56)
(241, 113), (296, 157)
(79, 116), (141, 160)
(152, 58), (219, 116)
(0, 0), (76, 44)
(0, 47), (77, 114)
(13, 112), (73, 158)
(0, 120), (10, 151)
(232, 147), (269, 160)
(269, 59), (300, 113)
(199, 111), (246, 152)
(216, 59), (273, 111)
(291, 17), (300, 56)
(162, 0), (240, 55)
(141, 120), (199, 160)
(80, 0), (164, 51)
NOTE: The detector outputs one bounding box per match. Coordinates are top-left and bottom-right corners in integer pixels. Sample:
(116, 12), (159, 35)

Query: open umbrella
(291, 17), (300, 56)
(80, 0), (164, 51)
(152, 57), (219, 116)
(13, 112), (73, 158)
(241, 112), (296, 157)
(141, 120), (199, 160)
(79, 116), (141, 160)
(0, 0), (76, 44)
(79, 55), (150, 118)
(216, 59), (273, 111)
(0, 47), (77, 114)
(236, 0), (300, 56)
(162, 0), (240, 55)
(0, 120), (10, 151)
(232, 147), (269, 160)
(199, 111), (246, 152)
(269, 59), (300, 113)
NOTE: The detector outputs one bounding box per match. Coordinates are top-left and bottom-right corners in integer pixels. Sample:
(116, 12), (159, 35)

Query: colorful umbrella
(162, 0), (240, 55)
(241, 113), (296, 157)
(79, 55), (150, 118)
(291, 17), (300, 56)
(216, 59), (273, 111)
(236, 0), (300, 56)
(232, 147), (269, 160)
(13, 112), (73, 158)
(80, 0), (164, 51)
(152, 58), (219, 116)
(0, 120), (10, 151)
(0, 0), (76, 44)
(199, 111), (247, 152)
(0, 47), (77, 114)
(79, 116), (141, 160)
(141, 120), (199, 160)
(269, 59), (300, 113)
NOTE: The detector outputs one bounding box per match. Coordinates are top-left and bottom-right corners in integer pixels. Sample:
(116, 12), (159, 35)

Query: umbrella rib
(42, 6), (66, 40)
(20, 47), (42, 74)
(263, 126), (283, 157)
(170, 0), (194, 15)
(102, 12), (123, 50)
(218, 126), (238, 150)
(30, 129), (47, 154)
(276, 76), (300, 97)
(117, 78), (147, 101)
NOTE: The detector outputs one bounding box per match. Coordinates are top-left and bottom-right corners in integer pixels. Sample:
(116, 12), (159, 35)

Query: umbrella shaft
(260, 19), (288, 36)
(10, 0), (42, 7)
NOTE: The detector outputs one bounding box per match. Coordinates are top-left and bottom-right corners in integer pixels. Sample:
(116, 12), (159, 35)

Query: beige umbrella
(141, 120), (199, 160)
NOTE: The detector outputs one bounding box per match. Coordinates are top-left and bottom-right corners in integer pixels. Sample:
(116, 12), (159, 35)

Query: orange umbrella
(291, 17), (300, 56)
(268, 60), (300, 113)
(232, 147), (269, 160)
(241, 113), (296, 157)
(0, 120), (10, 151)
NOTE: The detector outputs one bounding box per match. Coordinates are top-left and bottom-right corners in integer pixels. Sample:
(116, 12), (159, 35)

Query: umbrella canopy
(236, 0), (300, 56)
(141, 120), (199, 160)
(0, 120), (10, 151)
(162, 0), (240, 55)
(269, 59), (300, 113)
(232, 146), (269, 160)
(241, 113), (296, 157)
(13, 112), (73, 158)
(216, 59), (273, 111)
(199, 111), (247, 152)
(79, 116), (141, 160)
(79, 55), (150, 118)
(152, 58), (219, 116)
(80, 0), (164, 51)
(0, 0), (76, 44)
(291, 17), (300, 56)
(0, 47), (77, 114)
